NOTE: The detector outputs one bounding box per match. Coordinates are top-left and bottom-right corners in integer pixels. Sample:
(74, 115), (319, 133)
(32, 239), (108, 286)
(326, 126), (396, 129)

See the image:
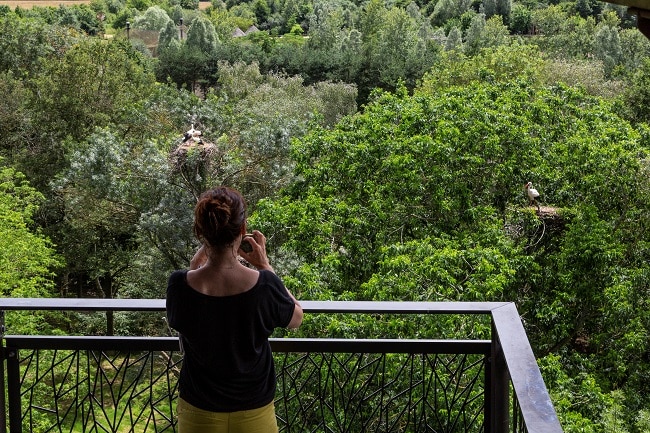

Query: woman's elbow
(287, 304), (304, 329)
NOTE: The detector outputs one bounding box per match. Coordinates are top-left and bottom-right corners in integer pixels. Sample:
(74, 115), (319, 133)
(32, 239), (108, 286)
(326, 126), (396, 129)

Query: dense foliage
(0, 0), (649, 431)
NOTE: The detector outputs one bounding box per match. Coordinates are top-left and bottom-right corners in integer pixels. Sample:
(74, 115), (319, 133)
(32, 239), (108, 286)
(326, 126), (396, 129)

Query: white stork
(183, 124), (203, 143)
(524, 181), (541, 211)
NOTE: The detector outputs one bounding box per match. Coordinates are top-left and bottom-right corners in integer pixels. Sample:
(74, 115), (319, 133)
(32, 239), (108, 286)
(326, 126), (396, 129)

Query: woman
(166, 186), (303, 433)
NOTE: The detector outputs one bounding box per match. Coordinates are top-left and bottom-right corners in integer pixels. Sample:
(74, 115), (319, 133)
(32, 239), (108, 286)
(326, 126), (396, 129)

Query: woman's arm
(240, 230), (303, 329)
(286, 292), (304, 329)
(189, 245), (208, 270)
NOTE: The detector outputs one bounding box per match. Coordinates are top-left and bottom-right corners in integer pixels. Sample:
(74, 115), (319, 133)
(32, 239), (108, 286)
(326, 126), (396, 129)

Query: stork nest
(169, 137), (217, 169)
(533, 205), (562, 220)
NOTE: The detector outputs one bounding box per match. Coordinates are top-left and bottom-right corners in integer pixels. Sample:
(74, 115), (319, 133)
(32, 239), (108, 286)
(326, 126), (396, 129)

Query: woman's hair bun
(193, 187), (246, 249)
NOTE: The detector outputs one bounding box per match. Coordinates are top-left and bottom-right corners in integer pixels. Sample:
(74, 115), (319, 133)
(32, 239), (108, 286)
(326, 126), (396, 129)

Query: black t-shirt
(166, 269), (296, 412)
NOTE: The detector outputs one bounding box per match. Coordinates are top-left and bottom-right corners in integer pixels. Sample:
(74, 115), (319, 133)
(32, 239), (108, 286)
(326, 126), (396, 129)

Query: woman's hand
(189, 245), (208, 270)
(239, 230), (274, 272)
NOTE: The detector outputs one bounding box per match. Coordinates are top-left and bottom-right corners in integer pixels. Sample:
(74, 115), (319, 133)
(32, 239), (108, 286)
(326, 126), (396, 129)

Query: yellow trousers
(176, 398), (279, 433)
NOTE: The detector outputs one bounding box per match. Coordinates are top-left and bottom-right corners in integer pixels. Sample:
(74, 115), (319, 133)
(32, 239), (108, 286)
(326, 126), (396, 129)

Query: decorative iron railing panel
(16, 348), (181, 433)
(275, 351), (487, 433)
(4, 338), (490, 433)
(0, 300), (564, 433)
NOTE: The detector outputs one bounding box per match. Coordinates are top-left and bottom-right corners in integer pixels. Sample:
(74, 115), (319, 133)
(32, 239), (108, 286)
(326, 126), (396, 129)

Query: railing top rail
(0, 298), (509, 314)
(3, 335), (492, 354)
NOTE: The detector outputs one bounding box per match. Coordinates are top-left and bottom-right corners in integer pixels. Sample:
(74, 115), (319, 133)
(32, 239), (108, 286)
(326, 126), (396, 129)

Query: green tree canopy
(250, 48), (649, 430)
(0, 164), (61, 299)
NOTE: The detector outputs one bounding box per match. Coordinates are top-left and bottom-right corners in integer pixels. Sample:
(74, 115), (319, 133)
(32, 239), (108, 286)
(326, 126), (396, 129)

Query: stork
(183, 124), (202, 143)
(524, 182), (541, 212)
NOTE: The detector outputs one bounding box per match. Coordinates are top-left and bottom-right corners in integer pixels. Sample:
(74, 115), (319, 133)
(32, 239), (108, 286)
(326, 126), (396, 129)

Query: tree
(481, 15), (511, 50)
(180, 0), (199, 10)
(618, 27), (650, 76)
(306, 1), (346, 52)
(249, 52), (649, 431)
(207, 61), (357, 203)
(158, 19), (180, 51)
(253, 0), (271, 26)
(445, 26), (463, 51)
(531, 4), (567, 36)
(53, 129), (172, 333)
(0, 163), (62, 334)
(375, 7), (421, 88)
(482, 0), (496, 18)
(133, 5), (172, 31)
(622, 58), (650, 124)
(594, 24), (622, 78)
(185, 14), (219, 54)
(575, 0), (602, 19)
(431, 0), (472, 26)
(25, 38), (156, 190)
(0, 13), (76, 79)
(464, 12), (486, 55)
(509, 3), (531, 34)
(0, 71), (31, 165)
(495, 0), (511, 23)
(0, 164), (61, 298)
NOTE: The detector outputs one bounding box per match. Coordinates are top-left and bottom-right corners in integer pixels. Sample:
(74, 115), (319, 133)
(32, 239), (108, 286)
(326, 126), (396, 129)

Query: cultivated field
(0, 0), (90, 6)
(0, 0), (210, 7)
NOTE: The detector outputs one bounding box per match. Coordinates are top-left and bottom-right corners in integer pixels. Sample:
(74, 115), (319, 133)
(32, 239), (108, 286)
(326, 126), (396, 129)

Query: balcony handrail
(0, 299), (563, 433)
(0, 298), (509, 313)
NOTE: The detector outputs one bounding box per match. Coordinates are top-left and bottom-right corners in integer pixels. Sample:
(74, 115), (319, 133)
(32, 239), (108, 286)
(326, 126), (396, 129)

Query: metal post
(491, 319), (510, 433)
(126, 21), (130, 40)
(0, 310), (6, 433)
(5, 347), (20, 433)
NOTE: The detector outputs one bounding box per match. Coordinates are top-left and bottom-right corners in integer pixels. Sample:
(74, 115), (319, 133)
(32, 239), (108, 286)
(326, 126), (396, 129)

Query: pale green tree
(531, 4), (567, 36)
(205, 61), (357, 202)
(307, 1), (346, 51)
(359, 0), (386, 45)
(431, 0), (472, 26)
(53, 129), (171, 333)
(229, 3), (256, 29)
(185, 15), (219, 54)
(622, 58), (650, 123)
(482, 15), (511, 49)
(464, 13), (486, 55)
(208, 6), (245, 40)
(405, 1), (421, 21)
(619, 28), (650, 75)
(594, 24), (622, 77)
(375, 7), (420, 87)
(339, 29), (363, 82)
(445, 26), (463, 51)
(133, 5), (172, 30)
(158, 19), (180, 50)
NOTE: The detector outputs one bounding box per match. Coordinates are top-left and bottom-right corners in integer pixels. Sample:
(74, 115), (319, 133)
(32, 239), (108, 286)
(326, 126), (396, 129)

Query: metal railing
(0, 299), (563, 433)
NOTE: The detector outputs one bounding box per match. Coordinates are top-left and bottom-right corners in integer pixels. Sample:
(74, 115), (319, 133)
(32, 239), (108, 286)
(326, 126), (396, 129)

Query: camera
(240, 234), (254, 253)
